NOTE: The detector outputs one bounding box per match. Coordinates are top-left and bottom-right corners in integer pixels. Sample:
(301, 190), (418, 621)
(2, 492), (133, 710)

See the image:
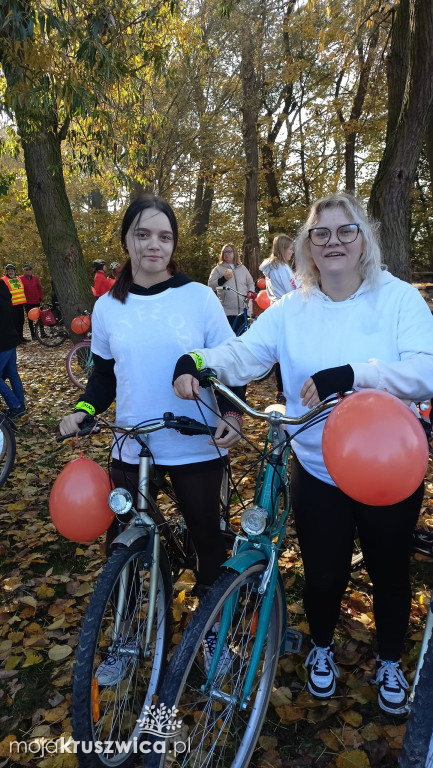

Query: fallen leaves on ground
(0, 341), (432, 767)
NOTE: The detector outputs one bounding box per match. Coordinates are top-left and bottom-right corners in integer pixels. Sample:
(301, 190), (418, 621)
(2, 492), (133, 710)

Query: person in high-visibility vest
(1, 265), (27, 343)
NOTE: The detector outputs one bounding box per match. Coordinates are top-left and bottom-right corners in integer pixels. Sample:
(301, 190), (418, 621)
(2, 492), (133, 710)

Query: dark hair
(112, 194), (179, 303)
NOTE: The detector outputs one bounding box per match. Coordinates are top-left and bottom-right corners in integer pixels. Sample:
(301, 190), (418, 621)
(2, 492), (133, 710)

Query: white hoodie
(185, 271), (433, 484)
(259, 257), (300, 302)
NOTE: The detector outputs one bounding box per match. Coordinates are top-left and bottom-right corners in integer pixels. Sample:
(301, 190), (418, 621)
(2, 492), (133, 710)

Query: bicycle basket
(39, 308), (56, 326)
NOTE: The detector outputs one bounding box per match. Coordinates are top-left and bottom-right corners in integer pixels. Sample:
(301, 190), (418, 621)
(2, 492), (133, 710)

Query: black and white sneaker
(202, 624), (232, 677)
(372, 658), (409, 714)
(305, 642), (340, 698)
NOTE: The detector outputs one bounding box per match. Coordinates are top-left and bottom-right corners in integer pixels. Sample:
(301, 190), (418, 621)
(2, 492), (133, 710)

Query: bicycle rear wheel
(66, 341), (94, 390)
(399, 624), (433, 768)
(0, 417), (16, 489)
(72, 538), (172, 768)
(35, 319), (68, 347)
(150, 563), (284, 768)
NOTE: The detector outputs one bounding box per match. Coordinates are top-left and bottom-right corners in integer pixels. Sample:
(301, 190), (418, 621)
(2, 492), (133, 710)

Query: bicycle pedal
(284, 628), (303, 654)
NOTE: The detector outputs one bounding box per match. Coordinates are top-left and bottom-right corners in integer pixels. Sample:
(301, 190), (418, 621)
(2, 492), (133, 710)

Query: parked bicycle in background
(66, 313), (93, 390)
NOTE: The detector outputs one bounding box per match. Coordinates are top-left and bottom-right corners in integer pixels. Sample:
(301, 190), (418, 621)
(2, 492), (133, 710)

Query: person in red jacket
(20, 264), (43, 340)
(92, 259), (113, 297)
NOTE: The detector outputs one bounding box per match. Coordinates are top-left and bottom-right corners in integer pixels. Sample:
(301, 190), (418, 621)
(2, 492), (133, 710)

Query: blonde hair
(218, 243), (241, 266)
(295, 192), (382, 292)
(268, 233), (294, 267)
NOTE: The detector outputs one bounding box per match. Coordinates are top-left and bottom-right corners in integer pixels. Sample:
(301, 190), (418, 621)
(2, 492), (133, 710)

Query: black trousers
(25, 303), (39, 337)
(291, 454), (423, 660)
(108, 457), (227, 587)
(13, 304), (24, 340)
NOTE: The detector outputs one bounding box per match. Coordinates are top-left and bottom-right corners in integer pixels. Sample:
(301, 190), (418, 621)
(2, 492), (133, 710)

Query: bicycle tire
(399, 628), (433, 768)
(66, 341), (94, 390)
(0, 417), (16, 489)
(35, 319), (68, 347)
(150, 563), (284, 768)
(72, 538), (172, 768)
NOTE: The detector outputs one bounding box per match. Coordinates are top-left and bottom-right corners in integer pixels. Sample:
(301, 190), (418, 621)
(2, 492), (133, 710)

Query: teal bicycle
(148, 375), (341, 768)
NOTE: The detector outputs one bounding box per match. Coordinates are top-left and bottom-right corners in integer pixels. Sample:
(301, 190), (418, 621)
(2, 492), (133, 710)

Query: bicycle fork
(111, 443), (161, 657)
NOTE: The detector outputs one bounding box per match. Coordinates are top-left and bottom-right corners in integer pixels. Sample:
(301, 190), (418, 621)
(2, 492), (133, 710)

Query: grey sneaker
(372, 658), (409, 714)
(96, 641), (137, 686)
(202, 624), (232, 677)
(305, 642), (340, 698)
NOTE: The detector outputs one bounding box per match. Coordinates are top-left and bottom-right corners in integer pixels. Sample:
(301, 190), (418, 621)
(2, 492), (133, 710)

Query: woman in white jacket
(173, 192), (433, 716)
(259, 233), (300, 399)
(208, 243), (255, 327)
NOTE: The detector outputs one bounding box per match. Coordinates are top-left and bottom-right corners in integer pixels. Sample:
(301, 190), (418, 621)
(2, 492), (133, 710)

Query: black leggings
(291, 454), (423, 660)
(108, 457), (227, 587)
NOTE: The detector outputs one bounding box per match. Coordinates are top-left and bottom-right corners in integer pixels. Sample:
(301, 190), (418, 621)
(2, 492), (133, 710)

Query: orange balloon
(71, 314), (91, 334)
(256, 290), (271, 310)
(27, 307), (40, 321)
(256, 277), (266, 290)
(49, 457), (114, 542)
(322, 389), (429, 506)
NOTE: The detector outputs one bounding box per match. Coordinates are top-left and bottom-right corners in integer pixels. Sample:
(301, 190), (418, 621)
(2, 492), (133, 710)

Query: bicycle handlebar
(205, 374), (344, 425)
(57, 412), (218, 442)
(222, 286), (257, 301)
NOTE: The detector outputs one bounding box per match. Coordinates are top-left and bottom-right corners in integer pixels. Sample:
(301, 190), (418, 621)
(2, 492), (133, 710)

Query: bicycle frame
(202, 377), (339, 707)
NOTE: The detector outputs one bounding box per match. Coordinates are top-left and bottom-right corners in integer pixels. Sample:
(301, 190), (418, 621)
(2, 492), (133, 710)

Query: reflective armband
(189, 352), (204, 371)
(74, 401), (96, 416)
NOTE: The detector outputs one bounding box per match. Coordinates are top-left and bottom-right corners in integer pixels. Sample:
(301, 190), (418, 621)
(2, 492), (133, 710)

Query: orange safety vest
(1, 276), (27, 305)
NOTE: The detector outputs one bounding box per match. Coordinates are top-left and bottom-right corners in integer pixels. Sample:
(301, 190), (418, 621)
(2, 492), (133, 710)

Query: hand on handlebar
(173, 373), (200, 400)
(59, 411), (87, 435)
(212, 416), (241, 448)
(247, 291), (257, 301)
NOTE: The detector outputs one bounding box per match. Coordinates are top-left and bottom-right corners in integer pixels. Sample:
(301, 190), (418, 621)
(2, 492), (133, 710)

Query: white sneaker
(372, 658), (409, 714)
(305, 642), (340, 698)
(96, 641), (137, 686)
(202, 624), (232, 677)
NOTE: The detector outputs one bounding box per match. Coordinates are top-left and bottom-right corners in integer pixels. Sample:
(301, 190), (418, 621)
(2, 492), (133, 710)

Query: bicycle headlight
(240, 506), (268, 536)
(108, 488), (133, 517)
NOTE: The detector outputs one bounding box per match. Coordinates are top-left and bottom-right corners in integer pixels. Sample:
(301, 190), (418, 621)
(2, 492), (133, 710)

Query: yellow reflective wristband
(189, 352), (204, 371)
(74, 401), (96, 416)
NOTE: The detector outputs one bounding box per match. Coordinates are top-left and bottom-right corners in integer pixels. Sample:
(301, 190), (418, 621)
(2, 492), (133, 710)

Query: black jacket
(0, 280), (20, 352)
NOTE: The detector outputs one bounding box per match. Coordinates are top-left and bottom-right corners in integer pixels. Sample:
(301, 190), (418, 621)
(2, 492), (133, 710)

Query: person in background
(208, 244), (255, 328)
(173, 192), (433, 716)
(0, 279), (26, 419)
(92, 259), (113, 297)
(60, 194), (243, 685)
(259, 234), (300, 403)
(1, 265), (27, 344)
(20, 264), (43, 340)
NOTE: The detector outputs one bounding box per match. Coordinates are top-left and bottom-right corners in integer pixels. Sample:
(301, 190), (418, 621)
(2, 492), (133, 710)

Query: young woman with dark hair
(60, 193), (243, 684)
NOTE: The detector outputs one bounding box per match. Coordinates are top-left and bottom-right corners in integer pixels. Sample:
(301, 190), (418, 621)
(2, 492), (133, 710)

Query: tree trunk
(424, 107), (433, 270)
(192, 173), (214, 237)
(240, 24), (260, 279)
(369, 0), (433, 281)
(20, 118), (94, 334)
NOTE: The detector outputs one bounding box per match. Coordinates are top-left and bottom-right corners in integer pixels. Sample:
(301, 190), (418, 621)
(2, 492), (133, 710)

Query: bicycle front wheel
(72, 539), (172, 768)
(66, 341), (94, 390)
(0, 417), (16, 489)
(35, 319), (68, 347)
(152, 563), (284, 768)
(399, 627), (433, 768)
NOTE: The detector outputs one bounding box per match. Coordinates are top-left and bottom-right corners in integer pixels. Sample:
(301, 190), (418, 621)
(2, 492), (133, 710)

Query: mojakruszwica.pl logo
(9, 704), (191, 757)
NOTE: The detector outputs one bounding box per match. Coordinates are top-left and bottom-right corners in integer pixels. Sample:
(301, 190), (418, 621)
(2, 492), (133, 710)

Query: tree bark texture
(240, 23), (260, 280)
(424, 106), (433, 270)
(369, 0), (433, 281)
(19, 118), (94, 335)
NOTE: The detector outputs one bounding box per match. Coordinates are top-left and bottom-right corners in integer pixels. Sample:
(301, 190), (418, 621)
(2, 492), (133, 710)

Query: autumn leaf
(335, 749), (371, 768)
(48, 645), (73, 662)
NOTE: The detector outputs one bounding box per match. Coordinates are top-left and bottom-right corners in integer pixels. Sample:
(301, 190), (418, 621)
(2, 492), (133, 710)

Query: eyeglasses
(24, 267), (31, 271)
(223, 249), (234, 255)
(308, 224), (360, 246)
